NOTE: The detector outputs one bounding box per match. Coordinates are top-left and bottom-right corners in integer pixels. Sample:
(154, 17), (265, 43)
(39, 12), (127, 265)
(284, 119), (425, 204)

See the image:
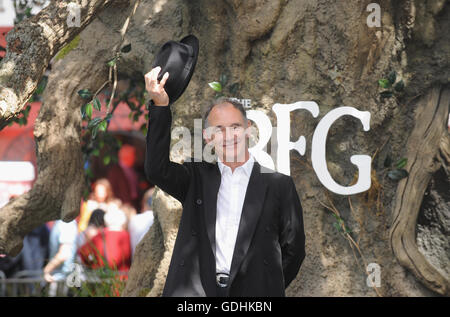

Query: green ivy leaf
(228, 82), (239, 96)
(396, 158), (407, 169)
(35, 76), (48, 95)
(387, 169), (409, 181)
(387, 71), (396, 85)
(378, 79), (391, 89)
(98, 120), (107, 132)
(25, 7), (32, 17)
(383, 155), (392, 168)
(121, 44), (132, 53)
(87, 117), (103, 129)
(85, 103), (93, 119)
(208, 81), (222, 92)
(78, 89), (93, 99)
(103, 155), (111, 165)
(91, 148), (100, 157)
(91, 125), (100, 139)
(394, 80), (404, 92)
(219, 74), (228, 87)
(333, 222), (342, 232)
(380, 91), (393, 98)
(93, 98), (102, 111)
(107, 58), (116, 67)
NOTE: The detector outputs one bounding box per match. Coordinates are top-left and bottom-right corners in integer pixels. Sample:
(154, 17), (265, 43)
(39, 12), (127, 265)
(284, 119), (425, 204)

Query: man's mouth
(223, 142), (237, 148)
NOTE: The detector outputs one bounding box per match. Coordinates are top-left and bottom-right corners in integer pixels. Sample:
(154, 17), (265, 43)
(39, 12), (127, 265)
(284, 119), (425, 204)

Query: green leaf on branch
(93, 98), (102, 111)
(98, 120), (107, 132)
(333, 222), (341, 232)
(78, 89), (93, 99)
(103, 155), (111, 166)
(228, 82), (239, 96)
(387, 71), (396, 85)
(378, 79), (391, 89)
(121, 44), (132, 53)
(107, 58), (117, 67)
(91, 148), (100, 157)
(219, 74), (228, 86)
(395, 158), (407, 169)
(91, 125), (100, 139)
(87, 117), (103, 129)
(387, 168), (409, 181)
(383, 155), (392, 168)
(35, 76), (48, 95)
(394, 80), (404, 92)
(380, 91), (393, 98)
(208, 81), (222, 92)
(85, 103), (93, 119)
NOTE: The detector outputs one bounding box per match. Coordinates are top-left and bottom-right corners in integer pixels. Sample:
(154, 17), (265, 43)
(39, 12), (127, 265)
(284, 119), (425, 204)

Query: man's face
(203, 103), (250, 163)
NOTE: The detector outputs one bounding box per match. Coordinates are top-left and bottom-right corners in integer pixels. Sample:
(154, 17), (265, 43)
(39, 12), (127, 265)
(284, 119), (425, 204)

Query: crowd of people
(0, 178), (155, 286)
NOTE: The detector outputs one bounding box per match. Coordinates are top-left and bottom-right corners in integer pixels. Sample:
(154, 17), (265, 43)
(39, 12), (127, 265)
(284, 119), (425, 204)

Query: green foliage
(208, 81), (222, 92)
(78, 89), (93, 99)
(384, 155), (409, 181)
(332, 213), (352, 234)
(208, 73), (241, 98)
(121, 44), (132, 53)
(377, 70), (404, 99)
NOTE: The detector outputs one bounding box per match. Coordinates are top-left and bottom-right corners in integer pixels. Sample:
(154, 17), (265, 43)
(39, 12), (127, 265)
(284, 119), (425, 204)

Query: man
(144, 67), (305, 297)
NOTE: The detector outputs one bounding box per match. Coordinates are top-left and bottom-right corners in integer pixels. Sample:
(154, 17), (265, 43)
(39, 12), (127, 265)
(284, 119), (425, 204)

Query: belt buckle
(216, 273), (229, 288)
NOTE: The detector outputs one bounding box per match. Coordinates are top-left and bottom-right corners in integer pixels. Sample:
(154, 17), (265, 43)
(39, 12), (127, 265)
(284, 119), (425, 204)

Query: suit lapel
(202, 162), (221, 259)
(229, 162), (267, 286)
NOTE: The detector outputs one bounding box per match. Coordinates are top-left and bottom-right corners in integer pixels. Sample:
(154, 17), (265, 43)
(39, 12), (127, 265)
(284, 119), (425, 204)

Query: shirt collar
(217, 152), (255, 177)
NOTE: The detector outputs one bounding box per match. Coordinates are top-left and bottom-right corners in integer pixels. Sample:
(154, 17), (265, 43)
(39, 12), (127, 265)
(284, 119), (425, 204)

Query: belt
(216, 273), (229, 288)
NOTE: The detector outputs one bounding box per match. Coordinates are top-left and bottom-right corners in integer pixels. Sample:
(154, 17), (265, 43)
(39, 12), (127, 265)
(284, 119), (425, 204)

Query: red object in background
(0, 27), (12, 59)
(78, 228), (131, 272)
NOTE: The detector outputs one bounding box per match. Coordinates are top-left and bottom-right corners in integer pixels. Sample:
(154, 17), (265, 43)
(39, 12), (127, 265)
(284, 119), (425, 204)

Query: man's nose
(225, 128), (238, 141)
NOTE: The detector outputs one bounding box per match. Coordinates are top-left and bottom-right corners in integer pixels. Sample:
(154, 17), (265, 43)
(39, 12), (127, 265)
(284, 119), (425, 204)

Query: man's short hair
(203, 97), (248, 128)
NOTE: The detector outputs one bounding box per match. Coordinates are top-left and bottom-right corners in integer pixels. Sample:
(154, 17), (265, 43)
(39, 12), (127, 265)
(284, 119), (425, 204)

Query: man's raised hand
(144, 66), (170, 106)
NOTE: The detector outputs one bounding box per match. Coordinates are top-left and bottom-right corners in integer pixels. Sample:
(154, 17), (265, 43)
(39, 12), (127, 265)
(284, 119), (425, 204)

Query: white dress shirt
(215, 153), (255, 274)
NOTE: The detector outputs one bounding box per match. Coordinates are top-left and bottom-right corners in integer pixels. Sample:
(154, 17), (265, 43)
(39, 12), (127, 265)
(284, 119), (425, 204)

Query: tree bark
(390, 86), (450, 296)
(0, 0), (128, 130)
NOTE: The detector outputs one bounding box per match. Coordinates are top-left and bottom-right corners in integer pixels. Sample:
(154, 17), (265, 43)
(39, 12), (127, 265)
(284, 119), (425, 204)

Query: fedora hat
(152, 35), (199, 104)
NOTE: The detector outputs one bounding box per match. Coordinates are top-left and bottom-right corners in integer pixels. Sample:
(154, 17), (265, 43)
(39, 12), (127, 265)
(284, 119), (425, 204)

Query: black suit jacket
(144, 103), (306, 297)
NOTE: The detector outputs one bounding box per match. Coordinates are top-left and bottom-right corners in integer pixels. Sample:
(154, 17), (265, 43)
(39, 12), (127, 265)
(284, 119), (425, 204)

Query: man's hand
(43, 272), (55, 283)
(144, 66), (170, 106)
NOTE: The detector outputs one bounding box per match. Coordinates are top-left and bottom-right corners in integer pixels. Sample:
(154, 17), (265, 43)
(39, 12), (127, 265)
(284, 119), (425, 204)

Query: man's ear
(244, 120), (254, 137)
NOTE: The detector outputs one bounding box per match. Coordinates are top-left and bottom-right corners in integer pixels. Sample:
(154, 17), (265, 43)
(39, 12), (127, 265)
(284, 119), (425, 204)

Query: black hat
(152, 35), (199, 104)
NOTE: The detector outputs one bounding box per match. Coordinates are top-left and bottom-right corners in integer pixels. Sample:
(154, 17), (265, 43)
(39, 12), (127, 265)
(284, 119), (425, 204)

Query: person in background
(128, 187), (155, 258)
(78, 178), (122, 232)
(43, 219), (78, 284)
(76, 208), (106, 253)
(120, 202), (137, 229)
(79, 207), (131, 273)
(107, 144), (140, 211)
(21, 224), (49, 273)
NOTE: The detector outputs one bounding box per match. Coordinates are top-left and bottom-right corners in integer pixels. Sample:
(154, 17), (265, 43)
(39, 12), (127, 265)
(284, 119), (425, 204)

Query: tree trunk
(1, 0), (448, 296)
(0, 0), (128, 130)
